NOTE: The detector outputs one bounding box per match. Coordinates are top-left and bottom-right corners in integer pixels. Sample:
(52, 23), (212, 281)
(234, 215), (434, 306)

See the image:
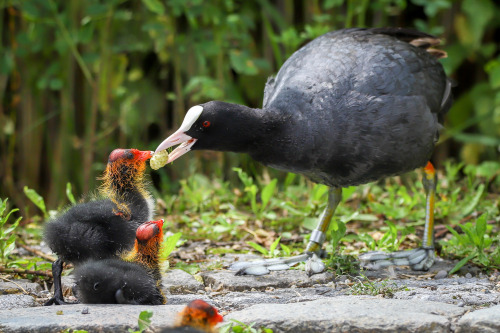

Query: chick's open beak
(138, 150), (154, 161)
(155, 130), (197, 164)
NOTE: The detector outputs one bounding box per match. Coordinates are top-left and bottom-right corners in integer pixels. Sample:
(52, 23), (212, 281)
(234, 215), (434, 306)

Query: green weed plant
(0, 199), (22, 265)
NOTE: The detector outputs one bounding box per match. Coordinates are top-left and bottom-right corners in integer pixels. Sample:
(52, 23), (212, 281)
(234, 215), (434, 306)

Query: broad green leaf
(66, 183), (76, 204)
(1, 208), (19, 228)
(260, 179), (277, 213)
(23, 186), (48, 218)
(331, 221), (347, 250)
(445, 225), (461, 239)
(475, 214), (487, 239)
(141, 0), (165, 15)
(449, 253), (476, 275)
(3, 217), (21, 235)
(0, 199), (7, 218)
(247, 241), (268, 256)
(461, 184), (484, 216)
(342, 186), (357, 201)
(137, 310), (153, 332)
(283, 173), (296, 188)
(460, 223), (480, 247)
(280, 243), (291, 256)
(233, 167), (253, 187)
(269, 236), (281, 256)
(174, 262), (199, 275)
(159, 232), (182, 260)
(462, 0), (495, 49)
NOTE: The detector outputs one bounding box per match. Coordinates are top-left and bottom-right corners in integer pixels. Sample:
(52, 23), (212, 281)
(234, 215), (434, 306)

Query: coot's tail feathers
(367, 27), (447, 59)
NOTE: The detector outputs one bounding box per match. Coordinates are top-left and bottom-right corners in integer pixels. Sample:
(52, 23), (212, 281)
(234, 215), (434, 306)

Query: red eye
(202, 121), (211, 128)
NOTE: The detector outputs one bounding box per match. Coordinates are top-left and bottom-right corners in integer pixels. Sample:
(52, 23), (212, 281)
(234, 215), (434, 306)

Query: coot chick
(159, 300), (223, 333)
(155, 28), (452, 275)
(44, 148), (154, 305)
(124, 217), (164, 282)
(73, 219), (166, 305)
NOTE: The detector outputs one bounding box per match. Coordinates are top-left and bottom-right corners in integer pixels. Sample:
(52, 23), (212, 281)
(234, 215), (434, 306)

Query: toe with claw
(359, 247), (435, 271)
(230, 253), (327, 276)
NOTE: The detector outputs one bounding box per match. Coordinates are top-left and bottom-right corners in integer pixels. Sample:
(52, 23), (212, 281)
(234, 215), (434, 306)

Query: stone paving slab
(162, 269), (204, 294)
(456, 304), (500, 333)
(0, 295), (36, 310)
(0, 304), (184, 333)
(392, 278), (500, 306)
(201, 269), (334, 291)
(0, 279), (42, 295)
(224, 296), (467, 333)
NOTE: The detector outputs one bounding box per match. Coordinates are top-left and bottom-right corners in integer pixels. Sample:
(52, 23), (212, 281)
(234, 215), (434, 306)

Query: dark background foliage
(1, 0), (499, 213)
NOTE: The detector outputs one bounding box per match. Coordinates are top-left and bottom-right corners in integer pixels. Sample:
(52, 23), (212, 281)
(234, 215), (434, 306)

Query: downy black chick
(44, 148), (154, 305)
(73, 219), (166, 305)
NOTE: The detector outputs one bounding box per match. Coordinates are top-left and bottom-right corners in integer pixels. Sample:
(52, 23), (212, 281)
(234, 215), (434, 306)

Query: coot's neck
(125, 240), (161, 281)
(100, 166), (152, 219)
(191, 101), (281, 154)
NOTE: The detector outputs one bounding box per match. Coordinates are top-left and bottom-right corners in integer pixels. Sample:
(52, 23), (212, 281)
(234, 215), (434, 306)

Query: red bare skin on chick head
(177, 299), (223, 331)
(136, 219), (163, 242)
(125, 219), (164, 283)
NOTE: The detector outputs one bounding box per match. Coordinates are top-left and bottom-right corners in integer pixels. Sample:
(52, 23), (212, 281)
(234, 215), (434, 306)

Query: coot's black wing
(259, 28), (451, 187)
(73, 259), (164, 305)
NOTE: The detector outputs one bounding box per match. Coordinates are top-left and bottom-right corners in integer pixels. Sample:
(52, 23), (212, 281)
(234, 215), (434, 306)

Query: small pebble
(81, 307), (89, 315)
(456, 301), (465, 307)
(484, 290), (491, 294)
(465, 273), (472, 279)
(434, 270), (448, 279)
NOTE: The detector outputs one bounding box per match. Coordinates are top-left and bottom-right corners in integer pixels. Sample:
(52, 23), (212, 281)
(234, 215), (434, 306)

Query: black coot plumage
(73, 219), (165, 305)
(154, 28), (453, 275)
(44, 148), (154, 305)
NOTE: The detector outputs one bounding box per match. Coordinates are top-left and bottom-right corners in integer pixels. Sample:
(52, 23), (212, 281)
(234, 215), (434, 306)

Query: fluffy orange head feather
(177, 299), (223, 331)
(99, 149), (153, 215)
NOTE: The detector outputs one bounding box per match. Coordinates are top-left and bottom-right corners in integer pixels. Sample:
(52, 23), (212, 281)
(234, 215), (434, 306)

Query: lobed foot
(359, 248), (435, 271)
(229, 253), (325, 276)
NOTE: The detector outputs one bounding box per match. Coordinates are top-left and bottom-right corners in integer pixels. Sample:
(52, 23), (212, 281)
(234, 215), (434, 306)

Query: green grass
(1, 161), (498, 279)
(349, 276), (409, 298)
(157, 160), (499, 273)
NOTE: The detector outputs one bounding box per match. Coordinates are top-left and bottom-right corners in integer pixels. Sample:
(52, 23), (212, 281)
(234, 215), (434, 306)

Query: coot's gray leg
(230, 187), (342, 276)
(359, 162), (437, 271)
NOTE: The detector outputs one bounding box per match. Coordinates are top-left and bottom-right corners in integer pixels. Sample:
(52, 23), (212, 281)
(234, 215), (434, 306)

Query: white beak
(155, 130), (197, 164)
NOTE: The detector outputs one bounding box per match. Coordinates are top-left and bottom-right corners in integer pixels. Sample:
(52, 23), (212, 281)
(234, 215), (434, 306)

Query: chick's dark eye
(126, 152), (134, 159)
(93, 282), (100, 290)
(202, 120), (211, 128)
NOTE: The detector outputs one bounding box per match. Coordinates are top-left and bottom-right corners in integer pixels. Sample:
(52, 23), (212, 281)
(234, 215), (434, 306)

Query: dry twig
(0, 267), (53, 278)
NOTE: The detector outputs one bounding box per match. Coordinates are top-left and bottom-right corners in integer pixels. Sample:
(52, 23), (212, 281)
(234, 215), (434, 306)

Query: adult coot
(154, 28), (453, 275)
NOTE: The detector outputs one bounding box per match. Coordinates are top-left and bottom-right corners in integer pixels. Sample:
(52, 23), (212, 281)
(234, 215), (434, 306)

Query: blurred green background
(1, 0), (499, 213)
